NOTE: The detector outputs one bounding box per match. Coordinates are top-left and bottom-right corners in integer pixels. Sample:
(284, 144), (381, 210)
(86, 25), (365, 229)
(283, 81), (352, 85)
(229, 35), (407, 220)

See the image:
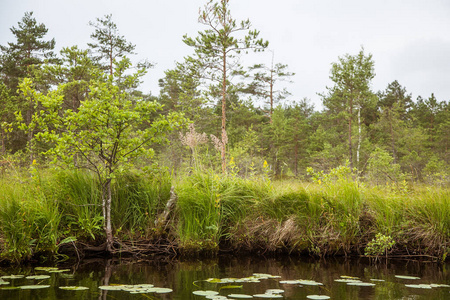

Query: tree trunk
(348, 98), (353, 170)
(221, 50), (227, 174)
(356, 105), (361, 172)
(103, 178), (114, 252)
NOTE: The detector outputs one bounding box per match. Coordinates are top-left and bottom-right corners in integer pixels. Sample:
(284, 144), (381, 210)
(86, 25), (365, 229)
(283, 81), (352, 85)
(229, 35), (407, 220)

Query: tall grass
(0, 166), (449, 262)
(0, 170), (62, 262)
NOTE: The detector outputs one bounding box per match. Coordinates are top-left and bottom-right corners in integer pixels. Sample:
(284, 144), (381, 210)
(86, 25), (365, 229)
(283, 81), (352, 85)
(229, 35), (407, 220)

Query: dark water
(0, 255), (449, 299)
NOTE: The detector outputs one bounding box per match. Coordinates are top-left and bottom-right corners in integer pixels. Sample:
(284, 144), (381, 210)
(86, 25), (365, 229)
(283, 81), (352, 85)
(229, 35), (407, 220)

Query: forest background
(0, 0), (449, 262)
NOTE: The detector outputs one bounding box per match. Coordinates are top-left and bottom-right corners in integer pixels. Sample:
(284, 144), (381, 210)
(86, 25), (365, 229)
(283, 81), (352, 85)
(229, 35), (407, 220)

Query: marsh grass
(0, 172), (62, 262)
(1, 166), (449, 262)
(405, 187), (450, 258)
(174, 172), (450, 260)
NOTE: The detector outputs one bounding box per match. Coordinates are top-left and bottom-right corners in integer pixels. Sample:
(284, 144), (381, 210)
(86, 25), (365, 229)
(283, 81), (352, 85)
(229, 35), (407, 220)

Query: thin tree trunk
(357, 105), (361, 172)
(348, 98), (353, 170)
(103, 178), (113, 252)
(221, 50), (227, 174)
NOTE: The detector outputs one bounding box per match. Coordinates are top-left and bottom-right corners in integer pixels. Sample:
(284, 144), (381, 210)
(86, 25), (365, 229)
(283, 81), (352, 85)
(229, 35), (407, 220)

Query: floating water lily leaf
(0, 281), (10, 285)
(228, 294), (253, 298)
(279, 280), (301, 284)
(347, 282), (376, 287)
(137, 284), (155, 288)
(20, 285), (50, 289)
(253, 294), (283, 298)
(405, 284), (432, 289)
(193, 290), (220, 296)
(253, 273), (280, 279)
(395, 275), (420, 280)
(306, 296), (331, 300)
(370, 279), (385, 282)
(99, 285), (124, 291)
(26, 275), (51, 280)
(335, 279), (362, 283)
(49, 269), (71, 273)
(154, 287), (173, 293)
(1, 275), (24, 279)
(35, 267), (59, 272)
(59, 286), (89, 291)
(341, 275), (360, 279)
(220, 285), (243, 290)
(206, 278), (224, 283)
(430, 284), (450, 288)
(297, 280), (323, 286)
(236, 279), (260, 283)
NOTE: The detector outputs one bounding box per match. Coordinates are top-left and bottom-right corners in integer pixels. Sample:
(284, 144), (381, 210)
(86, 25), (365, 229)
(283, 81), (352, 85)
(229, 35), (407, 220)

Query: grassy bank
(0, 168), (449, 263)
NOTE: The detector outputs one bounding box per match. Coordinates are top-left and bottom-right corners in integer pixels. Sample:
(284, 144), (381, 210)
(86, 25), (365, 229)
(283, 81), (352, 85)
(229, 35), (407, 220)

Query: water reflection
(0, 255), (449, 299)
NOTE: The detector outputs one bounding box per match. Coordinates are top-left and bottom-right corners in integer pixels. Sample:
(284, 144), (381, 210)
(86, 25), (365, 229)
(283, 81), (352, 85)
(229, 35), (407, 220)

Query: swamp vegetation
(0, 165), (449, 264)
(1, 1), (449, 266)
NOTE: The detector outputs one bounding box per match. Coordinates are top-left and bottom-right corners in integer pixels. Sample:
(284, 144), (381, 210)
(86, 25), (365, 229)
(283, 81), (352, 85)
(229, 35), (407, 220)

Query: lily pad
(26, 275), (51, 280)
(335, 279), (362, 283)
(307, 296), (331, 300)
(253, 273), (281, 279)
(137, 284), (155, 288)
(59, 286), (89, 291)
(370, 279), (385, 282)
(395, 275), (420, 280)
(228, 294), (254, 299)
(34, 267), (59, 272)
(154, 287), (173, 293)
(253, 294), (283, 298)
(340, 275), (360, 279)
(193, 290), (220, 296)
(297, 280), (323, 286)
(49, 269), (71, 273)
(20, 285), (51, 289)
(279, 280), (301, 284)
(0, 281), (10, 285)
(1, 275), (24, 279)
(99, 285), (125, 291)
(405, 284), (433, 289)
(431, 284), (450, 288)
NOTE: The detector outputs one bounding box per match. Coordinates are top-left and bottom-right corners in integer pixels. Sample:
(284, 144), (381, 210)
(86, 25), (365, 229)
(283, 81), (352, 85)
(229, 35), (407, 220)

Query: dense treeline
(0, 10), (448, 185)
(0, 2), (449, 262)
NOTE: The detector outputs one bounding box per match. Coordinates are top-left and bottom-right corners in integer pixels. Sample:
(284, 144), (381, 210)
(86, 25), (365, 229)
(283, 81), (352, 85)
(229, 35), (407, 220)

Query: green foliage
(364, 233), (395, 258)
(366, 147), (402, 184)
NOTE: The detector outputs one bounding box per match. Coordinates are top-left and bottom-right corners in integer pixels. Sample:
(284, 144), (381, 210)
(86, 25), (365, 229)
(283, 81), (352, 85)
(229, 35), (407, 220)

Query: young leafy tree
(18, 60), (185, 252)
(88, 14), (137, 76)
(183, 0), (268, 173)
(322, 48), (375, 171)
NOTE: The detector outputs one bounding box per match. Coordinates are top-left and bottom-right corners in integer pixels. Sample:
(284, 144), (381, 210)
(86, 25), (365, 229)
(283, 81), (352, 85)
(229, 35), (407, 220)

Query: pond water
(0, 255), (449, 299)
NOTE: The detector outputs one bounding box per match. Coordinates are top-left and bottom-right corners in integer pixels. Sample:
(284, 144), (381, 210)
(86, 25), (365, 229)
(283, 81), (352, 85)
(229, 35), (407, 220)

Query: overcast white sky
(1, 0), (450, 110)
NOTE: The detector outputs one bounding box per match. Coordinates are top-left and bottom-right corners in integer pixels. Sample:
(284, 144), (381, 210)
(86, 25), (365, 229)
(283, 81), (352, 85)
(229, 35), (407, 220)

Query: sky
(1, 0), (450, 110)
